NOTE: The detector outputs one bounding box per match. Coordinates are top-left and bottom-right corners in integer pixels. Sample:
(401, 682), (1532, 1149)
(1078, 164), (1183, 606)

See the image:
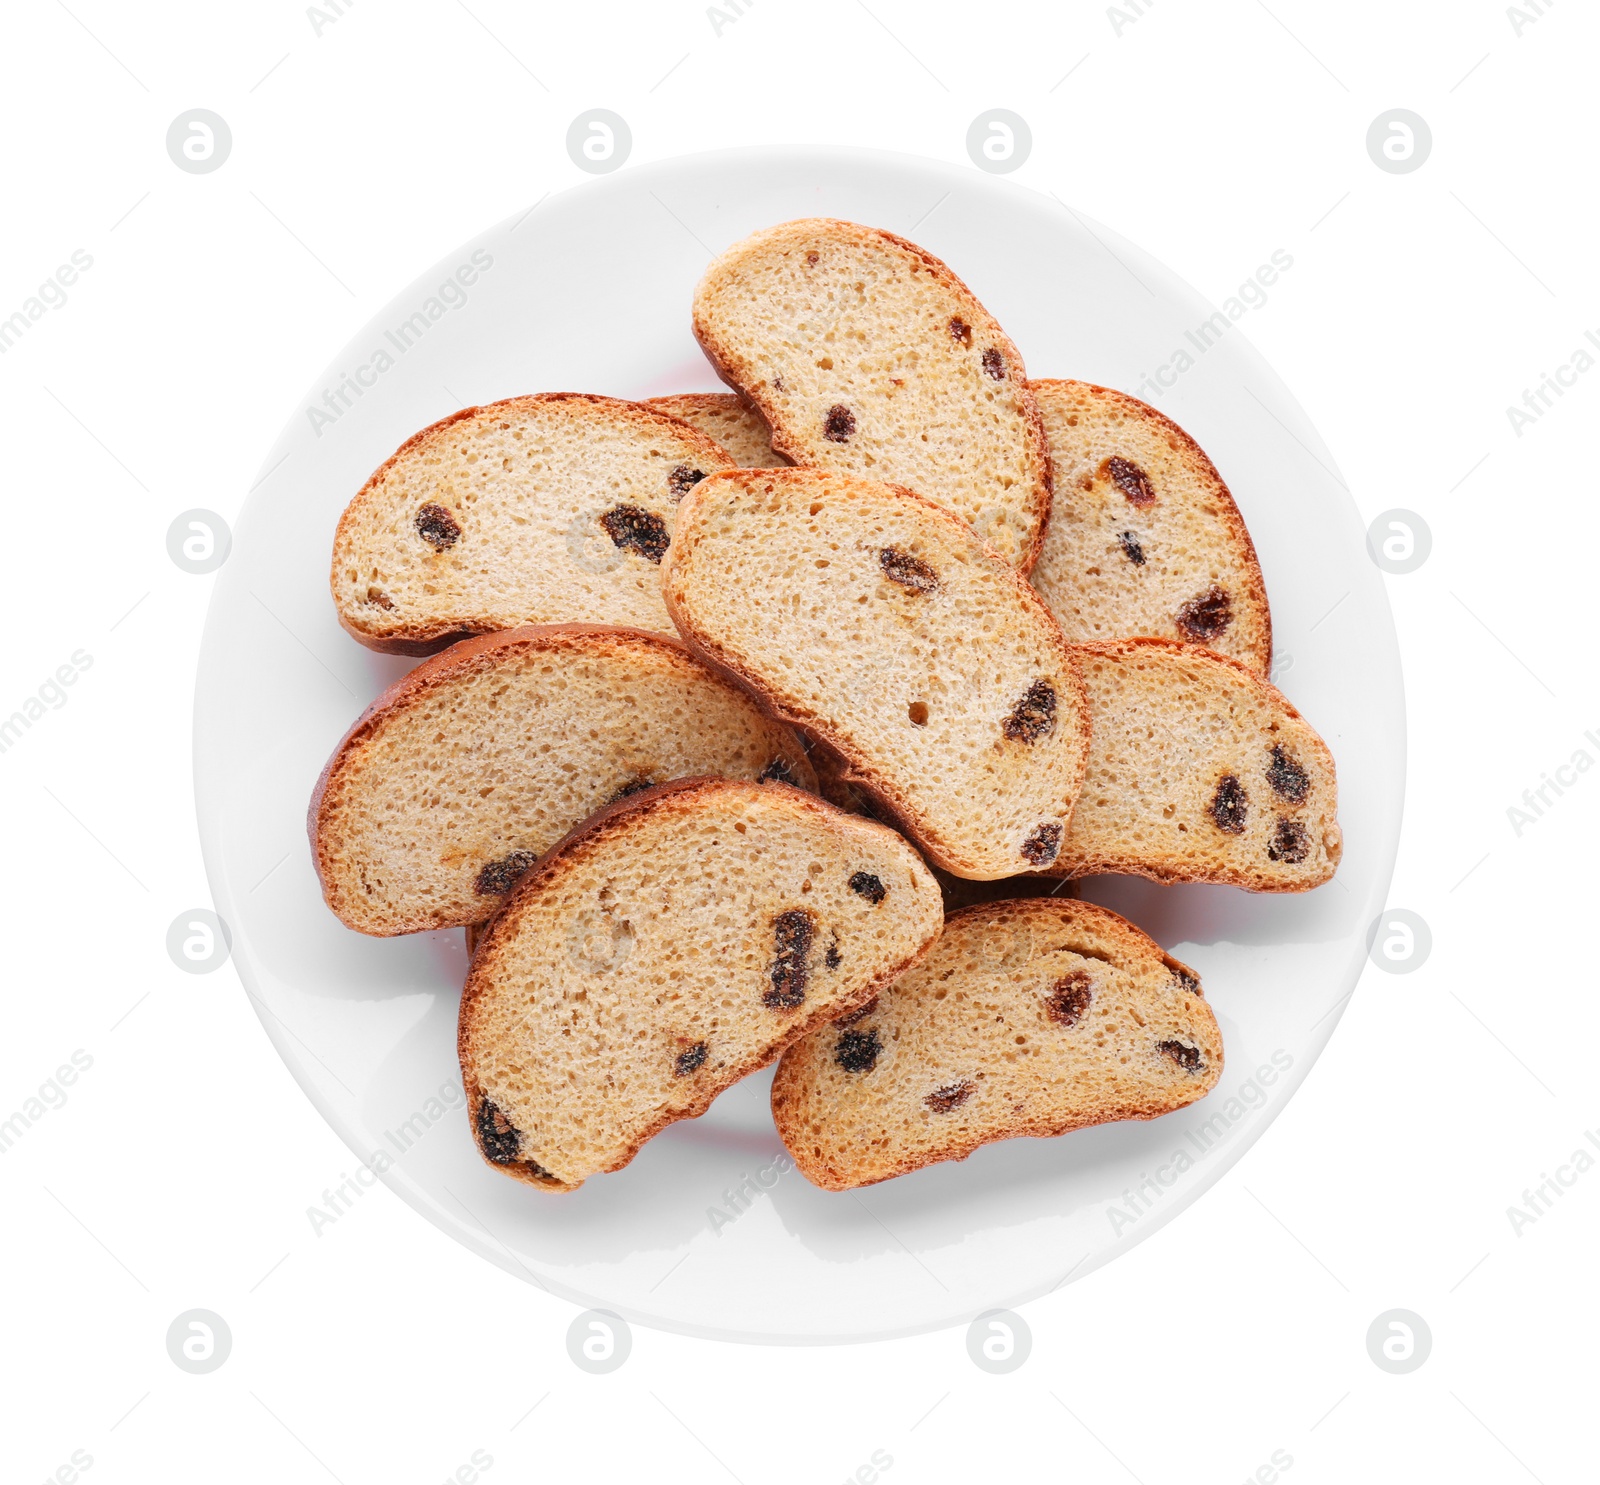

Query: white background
(1, 1), (1595, 1481)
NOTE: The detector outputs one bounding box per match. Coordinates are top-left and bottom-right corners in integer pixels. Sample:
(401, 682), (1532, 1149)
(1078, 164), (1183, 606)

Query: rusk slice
(309, 625), (815, 935)
(330, 393), (737, 653)
(772, 898), (1223, 1190)
(1028, 380), (1272, 674)
(691, 218), (1052, 569)
(458, 777), (944, 1190)
(662, 468), (1089, 881)
(1055, 639), (1340, 890)
(646, 393), (780, 467)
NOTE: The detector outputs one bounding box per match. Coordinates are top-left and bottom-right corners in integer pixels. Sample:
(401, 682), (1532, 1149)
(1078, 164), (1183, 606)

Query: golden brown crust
(661, 467), (1091, 880)
(692, 219), (1052, 573)
(307, 623), (816, 934)
(330, 393), (738, 652)
(1048, 637), (1339, 891)
(457, 776), (944, 1190)
(771, 897), (1221, 1190)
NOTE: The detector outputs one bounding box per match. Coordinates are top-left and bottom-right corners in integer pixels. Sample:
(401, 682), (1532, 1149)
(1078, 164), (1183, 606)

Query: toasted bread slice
(691, 219), (1052, 569)
(1055, 639), (1340, 890)
(458, 777), (945, 1190)
(646, 393), (780, 467)
(772, 898), (1223, 1190)
(309, 625), (815, 935)
(330, 394), (737, 654)
(662, 468), (1089, 881)
(1027, 381), (1272, 674)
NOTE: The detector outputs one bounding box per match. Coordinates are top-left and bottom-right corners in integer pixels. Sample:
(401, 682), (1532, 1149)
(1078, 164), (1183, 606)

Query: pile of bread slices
(308, 218), (1341, 1194)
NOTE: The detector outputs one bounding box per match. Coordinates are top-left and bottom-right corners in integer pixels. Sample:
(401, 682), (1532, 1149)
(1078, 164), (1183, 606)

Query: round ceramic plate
(195, 146), (1403, 1344)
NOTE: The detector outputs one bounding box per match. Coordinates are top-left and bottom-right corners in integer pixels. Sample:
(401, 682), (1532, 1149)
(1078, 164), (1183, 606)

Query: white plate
(195, 146), (1403, 1344)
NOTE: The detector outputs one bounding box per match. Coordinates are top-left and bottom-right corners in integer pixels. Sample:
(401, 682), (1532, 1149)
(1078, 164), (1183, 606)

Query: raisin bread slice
(331, 394), (737, 654)
(691, 219), (1052, 570)
(458, 777), (944, 1190)
(772, 898), (1222, 1190)
(1054, 639), (1340, 890)
(1028, 380), (1272, 674)
(309, 624), (815, 935)
(646, 393), (780, 467)
(662, 468), (1089, 881)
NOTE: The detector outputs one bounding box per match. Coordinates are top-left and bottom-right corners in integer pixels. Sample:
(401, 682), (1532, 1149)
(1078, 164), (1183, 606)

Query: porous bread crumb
(459, 777), (944, 1190)
(662, 467), (1089, 881)
(331, 394), (737, 652)
(1054, 639), (1341, 890)
(646, 393), (781, 467)
(1027, 380), (1272, 674)
(692, 219), (1052, 569)
(772, 898), (1223, 1190)
(310, 625), (816, 935)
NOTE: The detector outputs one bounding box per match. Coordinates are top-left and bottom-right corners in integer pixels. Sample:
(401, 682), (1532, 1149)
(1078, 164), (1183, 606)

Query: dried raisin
(765, 909), (814, 1009)
(674, 1042), (708, 1076)
(925, 1079), (974, 1113)
(825, 938), (843, 970)
(849, 871), (886, 903)
(599, 505), (670, 564)
(1118, 531), (1146, 566)
(608, 776), (655, 805)
(1003, 679), (1057, 744)
(1046, 970), (1092, 1027)
(1157, 1040), (1203, 1074)
(758, 758), (797, 785)
(981, 348), (1005, 380)
(1176, 586), (1232, 643)
(415, 503), (461, 550)
(1266, 744), (1310, 803)
(824, 404), (856, 442)
(476, 1097), (522, 1163)
(668, 465), (707, 501)
(1209, 776), (1248, 835)
(949, 317), (972, 346)
(474, 849), (538, 896)
(1170, 965), (1202, 997)
(835, 1028), (881, 1074)
(879, 547), (938, 593)
(1103, 457), (1156, 508)
(1267, 818), (1310, 864)
(1021, 822), (1062, 866)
